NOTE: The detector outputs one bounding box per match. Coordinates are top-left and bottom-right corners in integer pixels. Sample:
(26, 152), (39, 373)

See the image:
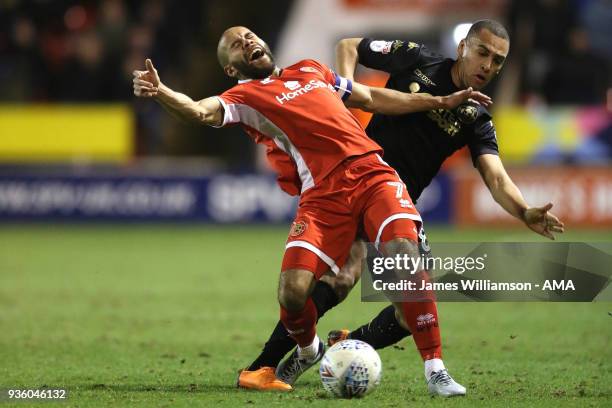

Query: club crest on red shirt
(290, 220), (307, 237)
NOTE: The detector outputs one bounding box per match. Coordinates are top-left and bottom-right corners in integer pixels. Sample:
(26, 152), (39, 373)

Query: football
(319, 339), (382, 398)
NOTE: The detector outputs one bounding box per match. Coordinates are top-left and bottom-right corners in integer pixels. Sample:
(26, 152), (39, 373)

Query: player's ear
(224, 64), (237, 78)
(458, 39), (467, 59)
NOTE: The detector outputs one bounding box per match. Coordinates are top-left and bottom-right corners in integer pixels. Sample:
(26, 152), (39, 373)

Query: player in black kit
(320, 18), (565, 385)
(244, 20), (565, 397)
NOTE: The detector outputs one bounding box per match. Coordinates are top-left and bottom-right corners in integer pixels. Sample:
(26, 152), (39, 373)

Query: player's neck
(450, 62), (464, 89)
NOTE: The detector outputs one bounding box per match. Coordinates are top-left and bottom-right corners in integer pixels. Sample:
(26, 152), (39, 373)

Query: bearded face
(231, 42), (276, 79)
(220, 27), (277, 80)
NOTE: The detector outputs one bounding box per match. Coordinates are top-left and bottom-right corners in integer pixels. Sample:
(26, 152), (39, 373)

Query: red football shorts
(282, 153), (422, 278)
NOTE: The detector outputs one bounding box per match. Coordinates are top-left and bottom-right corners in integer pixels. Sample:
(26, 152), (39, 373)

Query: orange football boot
(327, 329), (350, 346)
(237, 367), (292, 391)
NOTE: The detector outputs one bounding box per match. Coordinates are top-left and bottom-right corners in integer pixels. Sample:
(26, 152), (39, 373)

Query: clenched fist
(133, 59), (160, 97)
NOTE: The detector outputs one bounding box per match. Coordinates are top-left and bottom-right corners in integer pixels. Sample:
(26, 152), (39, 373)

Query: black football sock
(246, 280), (340, 370)
(349, 305), (412, 349)
(310, 280), (340, 318)
(246, 320), (292, 371)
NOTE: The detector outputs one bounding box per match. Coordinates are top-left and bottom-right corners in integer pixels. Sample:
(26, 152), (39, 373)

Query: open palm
(524, 203), (565, 240)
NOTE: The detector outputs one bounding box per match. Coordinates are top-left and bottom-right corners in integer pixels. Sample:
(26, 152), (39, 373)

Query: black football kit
(359, 38), (499, 201)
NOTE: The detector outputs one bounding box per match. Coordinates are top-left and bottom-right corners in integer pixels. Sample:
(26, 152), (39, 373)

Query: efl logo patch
(369, 40), (393, 54)
(289, 220), (307, 237)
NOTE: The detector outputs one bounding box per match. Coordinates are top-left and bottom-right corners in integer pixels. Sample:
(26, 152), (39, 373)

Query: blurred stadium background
(0, 0), (610, 229)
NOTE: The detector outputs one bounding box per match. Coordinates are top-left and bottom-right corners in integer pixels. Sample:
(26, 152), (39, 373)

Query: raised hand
(133, 59), (161, 97)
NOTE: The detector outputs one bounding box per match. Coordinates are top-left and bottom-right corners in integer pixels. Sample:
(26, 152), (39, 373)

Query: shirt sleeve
(211, 86), (244, 128)
(468, 119), (499, 167)
(357, 38), (423, 74)
(300, 59), (353, 102)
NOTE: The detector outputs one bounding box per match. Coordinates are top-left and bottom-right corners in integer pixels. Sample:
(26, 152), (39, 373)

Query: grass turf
(0, 225), (610, 407)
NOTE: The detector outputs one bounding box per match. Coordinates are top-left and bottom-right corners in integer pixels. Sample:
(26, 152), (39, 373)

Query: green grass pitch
(0, 225), (610, 407)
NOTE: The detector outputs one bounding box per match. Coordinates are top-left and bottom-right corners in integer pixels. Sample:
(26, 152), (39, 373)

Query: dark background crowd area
(0, 0), (610, 161)
(507, 0), (611, 105)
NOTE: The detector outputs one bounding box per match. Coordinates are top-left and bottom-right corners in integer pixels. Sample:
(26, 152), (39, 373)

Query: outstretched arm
(346, 82), (491, 114)
(336, 37), (492, 115)
(476, 154), (565, 240)
(133, 59), (224, 127)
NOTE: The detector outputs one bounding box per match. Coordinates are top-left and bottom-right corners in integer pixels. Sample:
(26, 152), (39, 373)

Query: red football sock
(280, 297), (318, 347)
(398, 272), (442, 361)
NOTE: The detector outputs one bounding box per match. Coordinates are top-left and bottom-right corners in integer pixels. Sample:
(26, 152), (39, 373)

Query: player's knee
(320, 272), (355, 302)
(321, 242), (364, 301)
(382, 237), (422, 275)
(382, 237), (419, 259)
(278, 269), (315, 311)
(332, 272), (356, 302)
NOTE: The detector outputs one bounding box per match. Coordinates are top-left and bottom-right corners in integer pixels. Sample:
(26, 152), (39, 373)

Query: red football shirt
(215, 59), (382, 196)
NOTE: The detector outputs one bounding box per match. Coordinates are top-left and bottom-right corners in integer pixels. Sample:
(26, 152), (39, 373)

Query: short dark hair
(467, 19), (509, 42)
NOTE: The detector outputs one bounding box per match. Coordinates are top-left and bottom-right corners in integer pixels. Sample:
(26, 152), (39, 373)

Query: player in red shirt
(133, 26), (490, 395)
